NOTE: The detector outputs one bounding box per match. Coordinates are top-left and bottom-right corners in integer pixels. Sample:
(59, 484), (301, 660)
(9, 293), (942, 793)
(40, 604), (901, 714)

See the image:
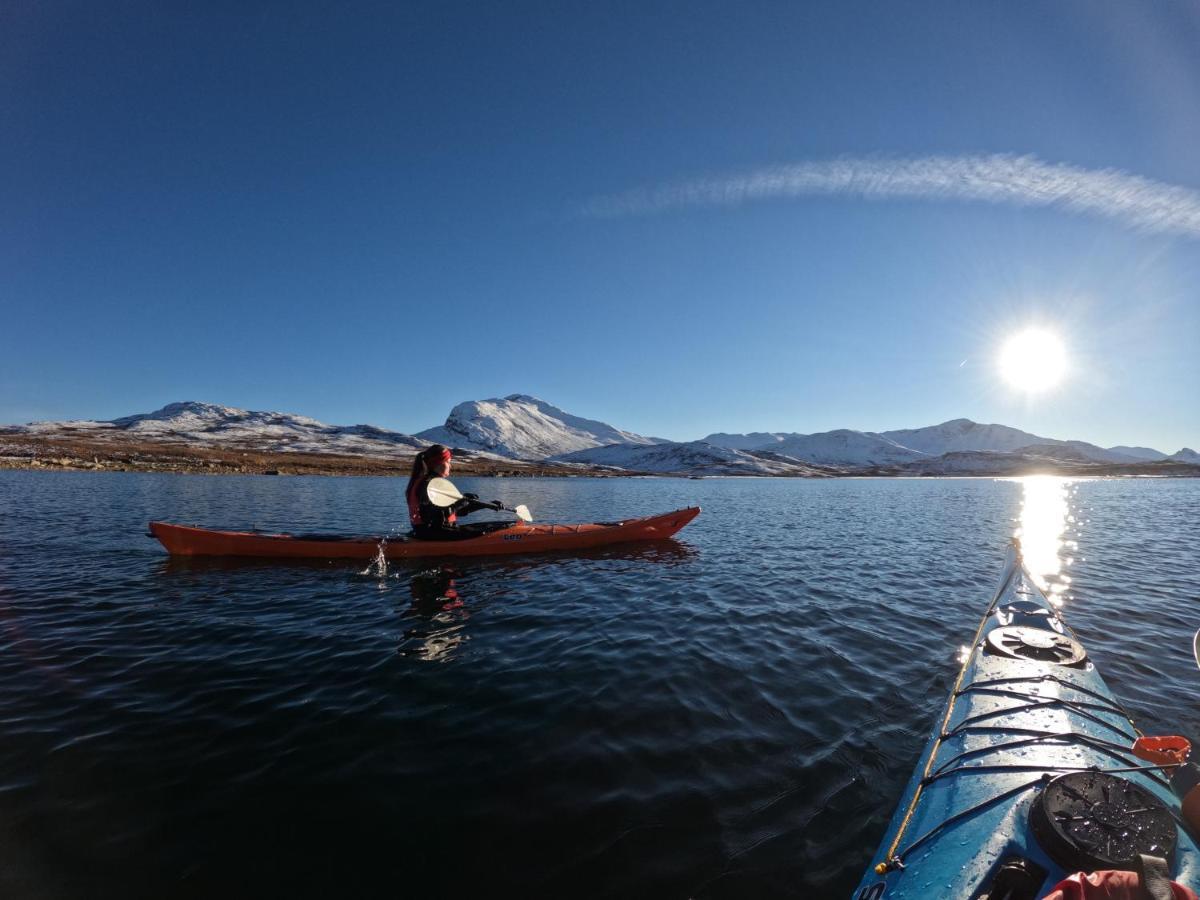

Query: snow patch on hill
(700, 432), (789, 450)
(1052, 441), (1147, 464)
(552, 441), (835, 476)
(896, 450), (1045, 475)
(1108, 445), (1168, 461)
(704, 428), (925, 465)
(770, 430), (925, 466)
(880, 419), (1045, 454)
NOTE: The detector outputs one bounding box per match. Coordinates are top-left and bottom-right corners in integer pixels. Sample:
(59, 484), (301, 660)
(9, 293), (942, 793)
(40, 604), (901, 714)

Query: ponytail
(406, 445), (451, 526)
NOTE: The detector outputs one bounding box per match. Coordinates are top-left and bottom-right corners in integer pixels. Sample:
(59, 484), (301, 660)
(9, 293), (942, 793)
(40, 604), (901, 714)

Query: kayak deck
(149, 506), (700, 559)
(853, 543), (1200, 898)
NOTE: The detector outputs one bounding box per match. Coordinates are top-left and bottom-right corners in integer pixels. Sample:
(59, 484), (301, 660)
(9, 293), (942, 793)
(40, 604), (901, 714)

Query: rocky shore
(0, 435), (609, 478)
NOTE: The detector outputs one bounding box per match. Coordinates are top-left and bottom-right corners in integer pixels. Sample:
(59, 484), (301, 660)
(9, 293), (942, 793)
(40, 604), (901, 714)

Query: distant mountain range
(3, 395), (1197, 477)
(3, 401), (430, 457)
(701, 418), (1179, 466)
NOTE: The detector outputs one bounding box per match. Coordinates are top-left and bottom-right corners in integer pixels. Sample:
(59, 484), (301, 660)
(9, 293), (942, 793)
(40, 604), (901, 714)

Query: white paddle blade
(514, 504), (532, 523)
(425, 477), (463, 507)
(1193, 629), (1200, 670)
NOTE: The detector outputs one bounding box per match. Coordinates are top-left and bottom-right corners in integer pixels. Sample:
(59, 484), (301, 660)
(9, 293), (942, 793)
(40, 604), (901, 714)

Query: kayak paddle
(426, 477), (533, 523)
(1194, 629), (1200, 670)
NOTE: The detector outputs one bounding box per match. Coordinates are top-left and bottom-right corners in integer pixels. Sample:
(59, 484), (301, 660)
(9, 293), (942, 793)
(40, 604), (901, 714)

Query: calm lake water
(1, 471), (1197, 898)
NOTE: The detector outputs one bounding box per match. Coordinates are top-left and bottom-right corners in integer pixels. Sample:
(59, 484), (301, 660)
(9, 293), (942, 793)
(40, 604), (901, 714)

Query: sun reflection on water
(1013, 475), (1079, 606)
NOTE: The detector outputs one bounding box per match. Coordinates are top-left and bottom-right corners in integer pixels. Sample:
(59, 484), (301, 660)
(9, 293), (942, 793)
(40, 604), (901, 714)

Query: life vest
(407, 476), (456, 527)
(406, 478), (424, 526)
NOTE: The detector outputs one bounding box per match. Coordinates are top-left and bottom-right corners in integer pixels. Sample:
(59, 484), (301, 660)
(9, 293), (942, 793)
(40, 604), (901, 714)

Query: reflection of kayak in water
(409, 567), (463, 611)
(148, 507), (700, 560)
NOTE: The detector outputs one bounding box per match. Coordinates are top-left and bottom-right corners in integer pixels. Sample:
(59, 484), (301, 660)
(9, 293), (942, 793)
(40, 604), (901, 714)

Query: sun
(998, 329), (1068, 392)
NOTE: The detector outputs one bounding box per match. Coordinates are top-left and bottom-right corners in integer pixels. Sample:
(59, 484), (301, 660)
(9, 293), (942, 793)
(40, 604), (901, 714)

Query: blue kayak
(852, 543), (1200, 899)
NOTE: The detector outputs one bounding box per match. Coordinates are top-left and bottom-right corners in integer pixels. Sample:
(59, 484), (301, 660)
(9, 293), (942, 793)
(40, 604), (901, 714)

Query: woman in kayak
(405, 444), (493, 539)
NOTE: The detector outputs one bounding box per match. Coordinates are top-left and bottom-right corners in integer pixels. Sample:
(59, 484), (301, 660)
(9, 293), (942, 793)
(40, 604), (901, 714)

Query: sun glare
(1014, 475), (1073, 603)
(998, 329), (1067, 392)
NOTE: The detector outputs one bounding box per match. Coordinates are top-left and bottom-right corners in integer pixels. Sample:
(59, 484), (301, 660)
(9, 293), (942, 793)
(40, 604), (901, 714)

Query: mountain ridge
(7, 400), (431, 457)
(3, 398), (1196, 477)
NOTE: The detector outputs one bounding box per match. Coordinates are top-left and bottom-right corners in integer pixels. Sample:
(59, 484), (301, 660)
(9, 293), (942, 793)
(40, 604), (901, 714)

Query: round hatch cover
(985, 626), (1087, 666)
(1030, 771), (1177, 871)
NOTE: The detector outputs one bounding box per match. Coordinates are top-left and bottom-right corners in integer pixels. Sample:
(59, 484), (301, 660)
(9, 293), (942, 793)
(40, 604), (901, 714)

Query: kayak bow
(148, 506), (700, 559)
(852, 542), (1200, 899)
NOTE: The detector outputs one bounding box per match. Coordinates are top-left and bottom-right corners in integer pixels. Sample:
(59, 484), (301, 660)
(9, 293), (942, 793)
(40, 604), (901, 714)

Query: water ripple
(0, 471), (1196, 897)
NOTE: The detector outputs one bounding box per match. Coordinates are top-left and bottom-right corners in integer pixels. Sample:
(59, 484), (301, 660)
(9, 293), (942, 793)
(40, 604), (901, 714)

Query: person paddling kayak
(405, 445), (494, 540)
(149, 445), (700, 558)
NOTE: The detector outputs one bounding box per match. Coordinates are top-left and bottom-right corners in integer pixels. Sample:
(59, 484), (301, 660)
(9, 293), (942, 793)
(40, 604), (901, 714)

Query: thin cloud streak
(581, 154), (1200, 237)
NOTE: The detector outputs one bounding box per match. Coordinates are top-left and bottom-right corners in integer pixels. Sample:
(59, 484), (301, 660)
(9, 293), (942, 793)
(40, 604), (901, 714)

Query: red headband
(430, 447), (451, 462)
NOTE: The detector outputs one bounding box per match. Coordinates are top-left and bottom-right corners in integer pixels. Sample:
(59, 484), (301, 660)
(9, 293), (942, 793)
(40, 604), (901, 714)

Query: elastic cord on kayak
(874, 698), (1165, 875)
(949, 685), (1139, 744)
(922, 760), (1174, 787)
(875, 683), (1157, 874)
(928, 730), (1169, 787)
(894, 762), (1181, 870)
(960, 673), (1140, 724)
(889, 775), (1049, 868)
(872, 550), (1146, 876)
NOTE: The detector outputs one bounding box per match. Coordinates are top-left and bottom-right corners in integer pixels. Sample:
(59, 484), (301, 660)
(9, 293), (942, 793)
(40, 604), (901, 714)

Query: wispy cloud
(581, 154), (1200, 237)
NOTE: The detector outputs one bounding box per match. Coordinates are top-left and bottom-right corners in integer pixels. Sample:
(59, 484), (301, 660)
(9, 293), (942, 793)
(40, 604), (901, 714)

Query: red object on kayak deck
(1133, 735), (1192, 768)
(1041, 869), (1198, 899)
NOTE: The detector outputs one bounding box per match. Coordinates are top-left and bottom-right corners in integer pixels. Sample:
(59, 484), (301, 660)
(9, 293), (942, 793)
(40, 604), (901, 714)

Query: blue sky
(3, 1), (1198, 451)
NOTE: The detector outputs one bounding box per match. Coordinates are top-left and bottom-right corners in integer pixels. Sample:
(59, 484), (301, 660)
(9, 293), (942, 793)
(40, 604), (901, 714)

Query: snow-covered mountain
(702, 427), (927, 464)
(1169, 448), (1200, 463)
(11, 401), (430, 456)
(705, 418), (1178, 468)
(878, 420), (1153, 464)
(552, 441), (836, 476)
(417, 394), (666, 460)
(878, 419), (1045, 455)
(770, 430), (925, 466)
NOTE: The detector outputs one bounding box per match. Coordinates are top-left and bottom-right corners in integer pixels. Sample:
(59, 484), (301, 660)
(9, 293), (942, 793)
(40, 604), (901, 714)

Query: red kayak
(148, 507), (700, 560)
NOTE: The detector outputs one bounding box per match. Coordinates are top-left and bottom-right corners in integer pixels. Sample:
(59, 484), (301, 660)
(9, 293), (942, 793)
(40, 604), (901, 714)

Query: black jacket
(413, 478), (491, 536)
